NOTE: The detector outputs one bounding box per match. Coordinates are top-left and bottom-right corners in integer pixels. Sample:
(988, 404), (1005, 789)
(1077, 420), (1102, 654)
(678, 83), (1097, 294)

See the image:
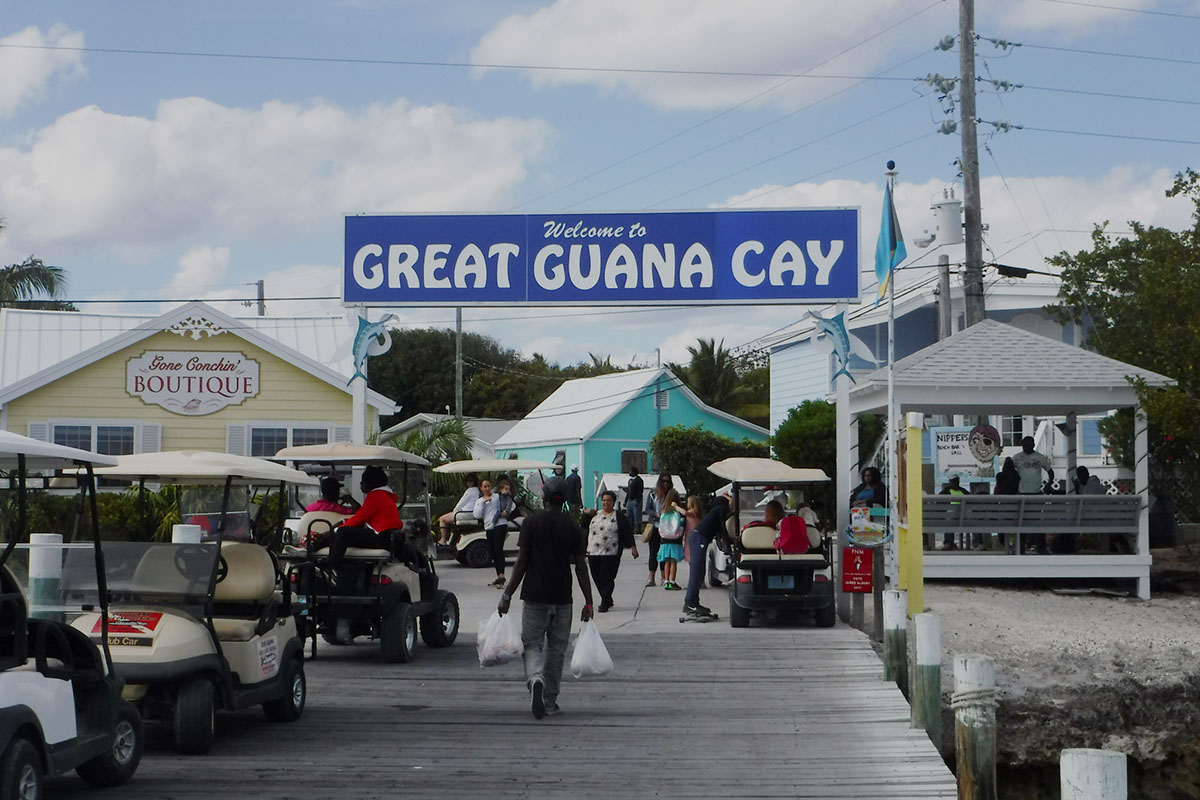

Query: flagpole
(885, 162), (898, 587)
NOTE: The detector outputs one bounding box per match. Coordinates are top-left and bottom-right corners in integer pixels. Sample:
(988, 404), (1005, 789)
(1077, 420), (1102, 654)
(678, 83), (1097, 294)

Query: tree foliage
(649, 424), (768, 496)
(0, 223), (75, 310)
(1048, 169), (1200, 513)
(772, 401), (885, 522)
(668, 337), (768, 427)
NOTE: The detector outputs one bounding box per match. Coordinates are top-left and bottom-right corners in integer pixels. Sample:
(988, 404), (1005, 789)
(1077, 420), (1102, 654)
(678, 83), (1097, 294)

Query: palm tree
(681, 338), (749, 412)
(0, 256), (75, 310)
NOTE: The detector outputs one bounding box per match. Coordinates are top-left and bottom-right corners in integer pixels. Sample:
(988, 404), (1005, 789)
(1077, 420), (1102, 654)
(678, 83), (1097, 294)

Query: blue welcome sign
(344, 209), (859, 306)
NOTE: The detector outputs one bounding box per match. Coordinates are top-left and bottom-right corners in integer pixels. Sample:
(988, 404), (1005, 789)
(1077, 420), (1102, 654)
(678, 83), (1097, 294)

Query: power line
(647, 93), (925, 208)
(1036, 0), (1200, 20)
(507, 0), (944, 210)
(1018, 41), (1200, 67)
(724, 130), (937, 208)
(1018, 83), (1200, 108)
(0, 41), (918, 82)
(1016, 125), (1200, 146)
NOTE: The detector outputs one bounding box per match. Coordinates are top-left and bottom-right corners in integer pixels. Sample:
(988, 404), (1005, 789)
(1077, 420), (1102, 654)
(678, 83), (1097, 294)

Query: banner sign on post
(842, 545), (873, 593)
(344, 209), (859, 306)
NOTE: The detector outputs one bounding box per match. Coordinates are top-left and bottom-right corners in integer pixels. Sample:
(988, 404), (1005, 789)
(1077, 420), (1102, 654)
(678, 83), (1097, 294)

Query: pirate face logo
(968, 424), (1002, 463)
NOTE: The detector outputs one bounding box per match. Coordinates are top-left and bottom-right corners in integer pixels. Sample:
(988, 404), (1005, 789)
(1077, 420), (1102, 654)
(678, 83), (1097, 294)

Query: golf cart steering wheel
(173, 545), (228, 586)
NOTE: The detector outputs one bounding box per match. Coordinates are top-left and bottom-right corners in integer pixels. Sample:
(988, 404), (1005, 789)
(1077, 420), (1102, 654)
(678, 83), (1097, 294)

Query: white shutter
(334, 426), (352, 443)
(226, 424), (248, 456)
(139, 424), (162, 453)
(27, 422), (49, 442)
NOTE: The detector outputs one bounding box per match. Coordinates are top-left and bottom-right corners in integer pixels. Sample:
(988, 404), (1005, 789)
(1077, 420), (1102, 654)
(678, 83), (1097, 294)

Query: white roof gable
(496, 367), (767, 449)
(496, 368), (666, 448)
(0, 302), (396, 412)
(847, 319), (1174, 415)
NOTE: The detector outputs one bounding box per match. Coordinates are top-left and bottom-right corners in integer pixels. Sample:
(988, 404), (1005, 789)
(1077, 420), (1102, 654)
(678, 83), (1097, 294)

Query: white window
(226, 422), (347, 457)
(32, 420), (161, 455)
(1001, 415), (1024, 448)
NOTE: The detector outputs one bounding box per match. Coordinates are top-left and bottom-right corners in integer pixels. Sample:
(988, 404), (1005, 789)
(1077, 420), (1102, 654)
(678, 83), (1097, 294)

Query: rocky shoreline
(901, 548), (1200, 799)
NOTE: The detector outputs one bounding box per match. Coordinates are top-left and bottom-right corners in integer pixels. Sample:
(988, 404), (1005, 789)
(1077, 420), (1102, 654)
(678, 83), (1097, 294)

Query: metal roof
(847, 319), (1175, 415)
(0, 302), (396, 413)
(494, 367), (766, 449)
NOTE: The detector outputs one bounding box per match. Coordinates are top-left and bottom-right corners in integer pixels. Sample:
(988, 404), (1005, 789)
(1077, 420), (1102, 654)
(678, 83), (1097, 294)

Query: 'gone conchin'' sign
(344, 209), (859, 306)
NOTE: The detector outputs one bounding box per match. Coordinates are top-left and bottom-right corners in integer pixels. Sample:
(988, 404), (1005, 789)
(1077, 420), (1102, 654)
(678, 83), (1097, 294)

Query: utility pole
(938, 254), (952, 340)
(455, 307), (463, 420)
(244, 280), (266, 316)
(959, 0), (985, 326)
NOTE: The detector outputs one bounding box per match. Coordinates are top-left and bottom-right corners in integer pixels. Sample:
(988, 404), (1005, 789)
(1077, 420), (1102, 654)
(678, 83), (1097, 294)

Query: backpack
(774, 516), (812, 554)
(658, 510), (684, 541)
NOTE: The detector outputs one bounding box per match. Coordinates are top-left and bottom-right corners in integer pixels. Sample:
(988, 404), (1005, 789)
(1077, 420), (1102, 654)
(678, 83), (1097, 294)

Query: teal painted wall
(499, 380), (765, 503)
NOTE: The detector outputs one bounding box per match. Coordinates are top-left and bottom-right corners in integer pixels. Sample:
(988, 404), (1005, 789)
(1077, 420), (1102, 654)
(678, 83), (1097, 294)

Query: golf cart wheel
(728, 594), (751, 628)
(707, 547), (724, 587)
(463, 541), (491, 569)
(263, 658), (306, 723)
(380, 602), (417, 663)
(0, 736), (42, 800)
(815, 602), (836, 628)
(76, 702), (143, 787)
(173, 677), (216, 755)
(420, 590), (460, 648)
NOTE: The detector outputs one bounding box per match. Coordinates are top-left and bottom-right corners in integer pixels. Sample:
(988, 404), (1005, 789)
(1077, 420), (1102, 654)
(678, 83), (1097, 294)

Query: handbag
(641, 522), (655, 543)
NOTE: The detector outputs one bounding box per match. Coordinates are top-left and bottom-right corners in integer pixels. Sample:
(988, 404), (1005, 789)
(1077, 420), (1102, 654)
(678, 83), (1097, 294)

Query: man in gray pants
(499, 477), (594, 719)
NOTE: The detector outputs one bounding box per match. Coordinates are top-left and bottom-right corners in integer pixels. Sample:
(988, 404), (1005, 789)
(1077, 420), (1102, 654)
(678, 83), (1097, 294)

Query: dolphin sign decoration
(805, 309), (878, 385)
(348, 314), (397, 385)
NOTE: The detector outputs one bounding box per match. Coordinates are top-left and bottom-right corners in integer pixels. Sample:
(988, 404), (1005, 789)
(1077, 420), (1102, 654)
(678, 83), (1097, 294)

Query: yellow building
(0, 302), (396, 455)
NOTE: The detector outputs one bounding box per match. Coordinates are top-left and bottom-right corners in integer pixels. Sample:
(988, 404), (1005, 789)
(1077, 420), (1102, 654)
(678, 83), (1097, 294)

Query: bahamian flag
(873, 180), (906, 302)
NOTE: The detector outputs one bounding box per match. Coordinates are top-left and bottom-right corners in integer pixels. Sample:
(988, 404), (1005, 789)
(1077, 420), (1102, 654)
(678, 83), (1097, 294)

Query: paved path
(53, 550), (955, 798)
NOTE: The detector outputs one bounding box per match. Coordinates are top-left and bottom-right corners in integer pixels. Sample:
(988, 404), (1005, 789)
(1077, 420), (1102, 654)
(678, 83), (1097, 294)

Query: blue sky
(1, 0), (1197, 367)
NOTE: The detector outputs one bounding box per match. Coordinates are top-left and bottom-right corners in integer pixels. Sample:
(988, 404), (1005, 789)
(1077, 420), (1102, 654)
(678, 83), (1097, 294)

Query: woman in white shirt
(586, 490), (638, 612)
(474, 478), (514, 588)
(438, 473), (480, 545)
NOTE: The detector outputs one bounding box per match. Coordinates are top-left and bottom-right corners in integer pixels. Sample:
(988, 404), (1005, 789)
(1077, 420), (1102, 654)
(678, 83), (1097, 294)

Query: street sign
(344, 208), (860, 306)
(842, 545), (873, 593)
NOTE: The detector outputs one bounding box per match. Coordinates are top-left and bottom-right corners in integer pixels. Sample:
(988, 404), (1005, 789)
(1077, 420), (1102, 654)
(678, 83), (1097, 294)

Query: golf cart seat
(738, 523), (826, 564)
(212, 542), (279, 642)
(454, 511), (480, 528)
(296, 510), (349, 543)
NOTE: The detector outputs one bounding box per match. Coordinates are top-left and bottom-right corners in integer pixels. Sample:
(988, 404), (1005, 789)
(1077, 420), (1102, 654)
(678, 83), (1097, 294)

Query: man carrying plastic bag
(498, 477), (595, 720)
(477, 610), (523, 667)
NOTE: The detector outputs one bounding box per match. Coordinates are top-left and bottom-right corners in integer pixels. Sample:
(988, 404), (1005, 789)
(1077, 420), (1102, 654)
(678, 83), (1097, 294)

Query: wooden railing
(922, 494), (1141, 536)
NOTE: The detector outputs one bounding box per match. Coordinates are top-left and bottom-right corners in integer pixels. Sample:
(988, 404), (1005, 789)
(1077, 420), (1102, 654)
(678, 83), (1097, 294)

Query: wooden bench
(923, 494), (1140, 534)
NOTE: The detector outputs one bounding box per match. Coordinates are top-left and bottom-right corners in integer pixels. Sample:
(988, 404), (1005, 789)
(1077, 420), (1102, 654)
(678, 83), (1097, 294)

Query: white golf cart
(68, 451), (316, 755)
(273, 443), (459, 663)
(709, 457), (835, 628)
(0, 431), (142, 799)
(433, 459), (556, 569)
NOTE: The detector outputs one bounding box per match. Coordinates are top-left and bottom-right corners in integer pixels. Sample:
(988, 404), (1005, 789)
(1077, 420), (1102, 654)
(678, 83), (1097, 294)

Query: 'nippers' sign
(344, 209), (859, 306)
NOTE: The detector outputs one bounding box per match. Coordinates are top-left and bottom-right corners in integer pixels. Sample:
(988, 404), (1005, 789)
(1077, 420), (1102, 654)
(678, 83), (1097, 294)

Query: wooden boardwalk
(51, 558), (955, 799)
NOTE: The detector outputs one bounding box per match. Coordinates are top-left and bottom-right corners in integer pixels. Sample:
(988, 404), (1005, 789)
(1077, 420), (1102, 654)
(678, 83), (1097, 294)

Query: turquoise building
(493, 367), (768, 504)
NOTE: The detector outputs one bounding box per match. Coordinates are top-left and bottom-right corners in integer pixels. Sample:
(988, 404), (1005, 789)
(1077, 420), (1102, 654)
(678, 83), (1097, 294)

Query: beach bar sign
(344, 209), (859, 306)
(127, 351), (259, 416)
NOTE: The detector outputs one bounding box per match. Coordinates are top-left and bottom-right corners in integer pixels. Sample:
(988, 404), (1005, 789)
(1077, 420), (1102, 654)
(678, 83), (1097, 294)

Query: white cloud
(0, 96), (554, 262)
(163, 245), (231, 297)
(988, 0), (1163, 32)
(0, 25), (85, 118)
(472, 0), (937, 111)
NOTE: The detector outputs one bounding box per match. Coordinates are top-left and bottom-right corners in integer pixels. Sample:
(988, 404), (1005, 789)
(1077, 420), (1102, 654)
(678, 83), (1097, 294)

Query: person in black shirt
(625, 467), (644, 530)
(565, 465), (583, 515)
(499, 477), (594, 719)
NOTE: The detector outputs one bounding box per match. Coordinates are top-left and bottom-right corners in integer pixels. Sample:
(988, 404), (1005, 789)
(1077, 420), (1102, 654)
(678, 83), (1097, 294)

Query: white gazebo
(839, 320), (1174, 599)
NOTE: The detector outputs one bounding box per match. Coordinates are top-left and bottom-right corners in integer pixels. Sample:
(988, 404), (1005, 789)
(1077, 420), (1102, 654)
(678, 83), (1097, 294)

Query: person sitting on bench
(326, 466), (402, 570)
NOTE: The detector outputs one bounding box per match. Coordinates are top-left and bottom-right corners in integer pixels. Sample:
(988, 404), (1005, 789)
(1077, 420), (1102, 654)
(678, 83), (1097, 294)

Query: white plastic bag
(569, 620), (614, 678)
(477, 610), (523, 668)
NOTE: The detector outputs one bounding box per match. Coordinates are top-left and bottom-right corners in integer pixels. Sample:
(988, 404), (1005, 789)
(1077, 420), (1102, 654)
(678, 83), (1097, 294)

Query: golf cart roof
(0, 429), (119, 470)
(91, 451), (320, 486)
(595, 473), (685, 497)
(707, 457), (830, 484)
(272, 442), (430, 468)
(434, 458), (557, 474)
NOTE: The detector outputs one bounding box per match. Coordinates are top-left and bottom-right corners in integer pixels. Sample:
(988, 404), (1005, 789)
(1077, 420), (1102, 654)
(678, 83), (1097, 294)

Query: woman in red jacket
(326, 465), (402, 570)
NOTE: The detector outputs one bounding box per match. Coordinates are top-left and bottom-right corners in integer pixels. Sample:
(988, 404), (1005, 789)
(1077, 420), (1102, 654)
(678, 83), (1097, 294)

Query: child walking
(657, 500), (685, 591)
